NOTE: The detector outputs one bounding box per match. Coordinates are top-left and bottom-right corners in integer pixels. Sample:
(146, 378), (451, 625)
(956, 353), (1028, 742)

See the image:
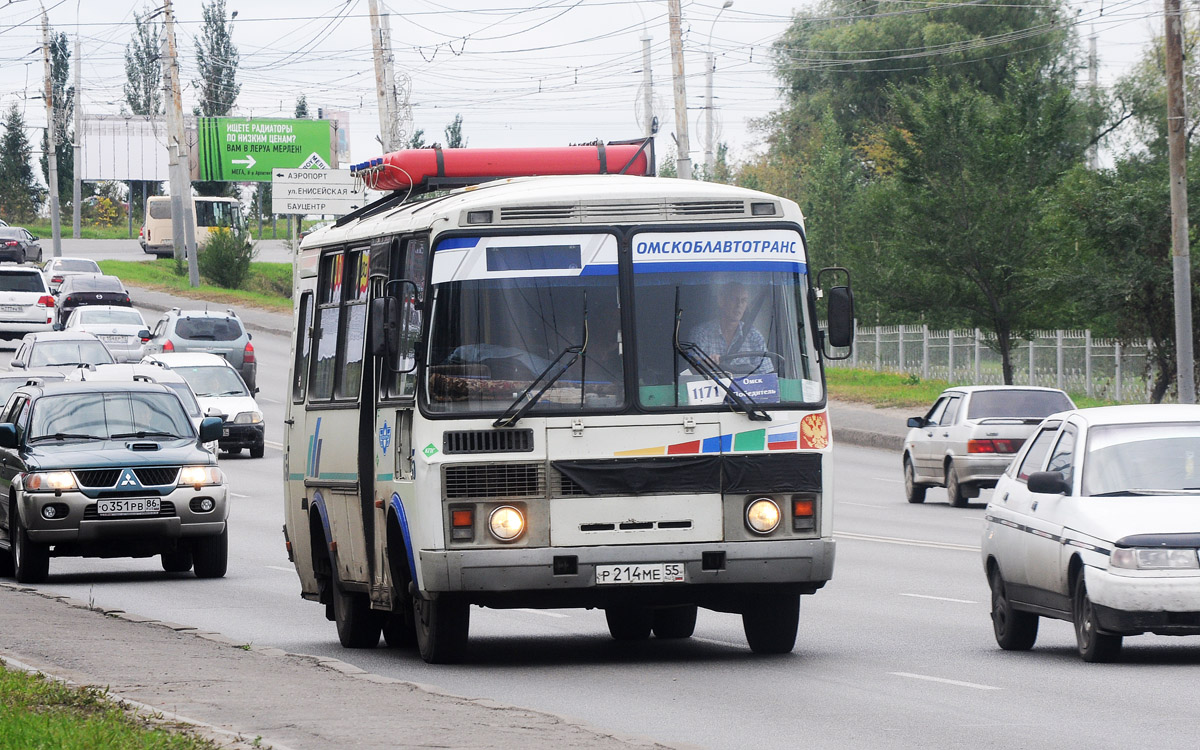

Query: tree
(0, 105), (45, 221)
(40, 30), (74, 209)
(294, 94), (309, 119)
(875, 69), (1092, 383)
(444, 115), (466, 148)
(194, 0), (240, 197)
(408, 128), (426, 149)
(124, 5), (162, 117)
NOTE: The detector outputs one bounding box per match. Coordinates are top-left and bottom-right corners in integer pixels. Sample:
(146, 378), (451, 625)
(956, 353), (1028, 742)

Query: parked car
(59, 306), (150, 363)
(0, 267), (55, 339)
(9, 331), (116, 371)
(65, 362), (218, 454)
(144, 308), (256, 390)
(142, 352), (264, 458)
(54, 274), (131, 327)
(41, 257), (101, 294)
(982, 404), (1200, 662)
(903, 385), (1076, 506)
(0, 380), (226, 582)
(0, 227), (42, 264)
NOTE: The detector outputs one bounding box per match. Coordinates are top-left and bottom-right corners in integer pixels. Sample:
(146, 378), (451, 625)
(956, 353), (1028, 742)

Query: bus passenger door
(284, 289), (318, 597)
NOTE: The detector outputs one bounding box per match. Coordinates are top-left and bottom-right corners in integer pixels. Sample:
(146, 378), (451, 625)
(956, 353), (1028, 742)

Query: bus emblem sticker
(378, 421), (391, 453)
(422, 443), (438, 458)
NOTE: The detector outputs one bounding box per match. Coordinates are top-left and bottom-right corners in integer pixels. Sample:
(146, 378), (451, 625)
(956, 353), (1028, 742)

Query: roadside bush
(199, 228), (256, 289)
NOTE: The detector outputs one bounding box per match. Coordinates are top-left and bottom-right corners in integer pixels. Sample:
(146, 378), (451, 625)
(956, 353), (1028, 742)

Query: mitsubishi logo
(118, 469), (140, 488)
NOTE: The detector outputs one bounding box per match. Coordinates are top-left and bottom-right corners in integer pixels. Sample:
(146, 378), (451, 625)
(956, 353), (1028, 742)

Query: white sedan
(982, 404), (1200, 662)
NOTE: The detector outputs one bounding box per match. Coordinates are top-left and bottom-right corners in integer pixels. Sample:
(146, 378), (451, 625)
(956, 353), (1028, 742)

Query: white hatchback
(982, 404), (1200, 662)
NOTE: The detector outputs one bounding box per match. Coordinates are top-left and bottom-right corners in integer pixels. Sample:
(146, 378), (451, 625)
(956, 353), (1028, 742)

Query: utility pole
(367, 0), (395, 151)
(641, 35), (654, 138)
(72, 36), (81, 239)
(704, 1), (732, 175)
(667, 0), (692, 179)
(41, 8), (62, 257)
(162, 0), (199, 286)
(1164, 0), (1195, 403)
(379, 12), (406, 149)
(1086, 33), (1098, 170)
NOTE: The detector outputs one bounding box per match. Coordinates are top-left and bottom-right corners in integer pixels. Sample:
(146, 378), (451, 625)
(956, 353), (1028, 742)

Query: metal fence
(829, 324), (1157, 401)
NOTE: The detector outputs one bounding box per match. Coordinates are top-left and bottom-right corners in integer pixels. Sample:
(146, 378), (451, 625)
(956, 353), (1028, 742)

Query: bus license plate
(97, 498), (160, 516)
(595, 563), (685, 585)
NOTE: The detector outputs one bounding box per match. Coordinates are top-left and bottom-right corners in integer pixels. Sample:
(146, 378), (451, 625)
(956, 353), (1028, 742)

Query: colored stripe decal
(435, 237), (481, 251)
(614, 445), (667, 457)
(733, 429), (766, 452)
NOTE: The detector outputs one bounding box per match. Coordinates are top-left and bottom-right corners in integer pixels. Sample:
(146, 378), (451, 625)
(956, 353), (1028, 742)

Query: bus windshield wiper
(672, 292), (770, 422)
(492, 343), (586, 428)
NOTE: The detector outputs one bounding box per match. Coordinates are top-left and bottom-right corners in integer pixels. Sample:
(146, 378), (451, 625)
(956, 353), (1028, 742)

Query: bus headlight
(745, 498), (781, 534)
(488, 505), (524, 542)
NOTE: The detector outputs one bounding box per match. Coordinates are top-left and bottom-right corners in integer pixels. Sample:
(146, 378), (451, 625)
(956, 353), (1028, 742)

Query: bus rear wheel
(606, 606), (652, 640)
(743, 592), (800, 654)
(652, 605), (697, 639)
(414, 593), (469, 664)
(332, 574), (382, 649)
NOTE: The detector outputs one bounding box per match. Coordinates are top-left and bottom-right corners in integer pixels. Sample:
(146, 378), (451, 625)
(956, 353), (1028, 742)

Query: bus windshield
(195, 199), (244, 231)
(425, 234), (624, 415)
(631, 229), (822, 410)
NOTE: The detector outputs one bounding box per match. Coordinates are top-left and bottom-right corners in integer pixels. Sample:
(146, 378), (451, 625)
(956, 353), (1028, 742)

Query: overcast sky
(0, 0), (1169, 174)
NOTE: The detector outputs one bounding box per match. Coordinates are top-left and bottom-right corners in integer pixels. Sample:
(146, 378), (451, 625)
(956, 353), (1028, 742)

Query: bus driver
(687, 282), (775, 375)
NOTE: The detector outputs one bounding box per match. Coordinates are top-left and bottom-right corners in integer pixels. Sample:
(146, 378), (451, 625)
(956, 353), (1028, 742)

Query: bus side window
(293, 291), (314, 403)
(384, 237), (428, 400)
(310, 252), (343, 400)
(338, 249), (370, 400)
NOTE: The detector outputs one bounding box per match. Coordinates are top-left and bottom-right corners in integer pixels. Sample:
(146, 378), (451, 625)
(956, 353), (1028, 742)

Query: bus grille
(443, 429), (533, 455)
(443, 463), (545, 499)
(551, 469), (589, 497)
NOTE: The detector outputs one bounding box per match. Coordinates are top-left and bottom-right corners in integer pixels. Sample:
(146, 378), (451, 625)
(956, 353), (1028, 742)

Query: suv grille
(135, 467), (180, 485)
(443, 463), (545, 499)
(76, 469), (120, 487)
(443, 429), (533, 455)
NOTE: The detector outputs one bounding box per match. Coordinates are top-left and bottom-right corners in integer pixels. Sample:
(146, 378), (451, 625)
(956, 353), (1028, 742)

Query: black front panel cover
(553, 456), (721, 496)
(723, 453), (822, 494)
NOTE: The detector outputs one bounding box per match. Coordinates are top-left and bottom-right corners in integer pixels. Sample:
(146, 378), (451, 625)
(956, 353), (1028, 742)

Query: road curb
(0, 582), (678, 750)
(833, 427), (905, 452)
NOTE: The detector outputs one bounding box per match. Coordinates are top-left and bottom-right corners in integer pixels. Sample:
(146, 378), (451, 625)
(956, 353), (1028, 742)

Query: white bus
(282, 150), (854, 663)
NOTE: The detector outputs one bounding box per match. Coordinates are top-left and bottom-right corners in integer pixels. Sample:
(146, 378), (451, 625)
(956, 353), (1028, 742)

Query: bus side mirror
(371, 296), (399, 359)
(826, 286), (854, 348)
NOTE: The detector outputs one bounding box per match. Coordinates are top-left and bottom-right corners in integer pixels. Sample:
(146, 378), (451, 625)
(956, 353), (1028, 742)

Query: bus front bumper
(418, 538), (835, 596)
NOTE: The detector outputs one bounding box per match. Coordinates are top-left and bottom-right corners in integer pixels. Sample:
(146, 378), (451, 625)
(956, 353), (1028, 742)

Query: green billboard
(196, 117), (332, 182)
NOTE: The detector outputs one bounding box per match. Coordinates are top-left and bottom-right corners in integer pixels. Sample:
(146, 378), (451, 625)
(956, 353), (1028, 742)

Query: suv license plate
(1, 305), (23, 313)
(97, 498), (161, 516)
(595, 563), (685, 585)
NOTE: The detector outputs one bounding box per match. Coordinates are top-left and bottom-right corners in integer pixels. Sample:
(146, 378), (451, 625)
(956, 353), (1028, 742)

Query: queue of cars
(0, 256), (264, 582)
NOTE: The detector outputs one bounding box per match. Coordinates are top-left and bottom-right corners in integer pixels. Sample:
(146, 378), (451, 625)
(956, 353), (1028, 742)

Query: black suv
(0, 381), (226, 583)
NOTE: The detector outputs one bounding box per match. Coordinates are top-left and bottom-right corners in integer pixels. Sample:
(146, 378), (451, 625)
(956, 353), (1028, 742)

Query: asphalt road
(51, 237), (295, 265)
(6, 267), (1200, 749)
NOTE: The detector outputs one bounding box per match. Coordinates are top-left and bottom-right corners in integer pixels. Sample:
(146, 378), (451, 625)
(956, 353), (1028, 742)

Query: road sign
(196, 117), (333, 182)
(272, 169), (372, 215)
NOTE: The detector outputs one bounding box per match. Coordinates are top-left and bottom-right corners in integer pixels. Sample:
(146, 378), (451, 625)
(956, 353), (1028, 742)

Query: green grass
(826, 368), (1122, 410)
(98, 259), (291, 312)
(21, 222), (136, 240)
(0, 663), (220, 749)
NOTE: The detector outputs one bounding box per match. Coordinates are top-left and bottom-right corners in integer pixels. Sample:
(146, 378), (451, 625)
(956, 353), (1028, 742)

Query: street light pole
(705, 1), (732, 176)
(667, 0), (692, 180)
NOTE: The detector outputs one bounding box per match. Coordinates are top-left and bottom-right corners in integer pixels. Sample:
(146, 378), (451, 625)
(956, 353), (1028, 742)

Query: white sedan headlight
(233, 411), (263, 425)
(1110, 547), (1200, 570)
(178, 465), (224, 487)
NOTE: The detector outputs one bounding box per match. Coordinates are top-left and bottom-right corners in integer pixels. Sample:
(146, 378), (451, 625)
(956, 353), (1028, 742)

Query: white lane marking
(890, 672), (1000, 691)
(692, 636), (741, 648)
(513, 608), (569, 618)
(835, 530), (980, 552)
(265, 440), (283, 449)
(230, 492), (251, 499)
(258, 397), (281, 404)
(840, 501), (891, 508)
(266, 565), (294, 572)
(899, 593), (978, 604)
(875, 478), (902, 484)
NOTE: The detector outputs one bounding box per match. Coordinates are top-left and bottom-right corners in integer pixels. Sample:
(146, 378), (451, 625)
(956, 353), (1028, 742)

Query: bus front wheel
(414, 593), (469, 664)
(742, 592), (800, 654)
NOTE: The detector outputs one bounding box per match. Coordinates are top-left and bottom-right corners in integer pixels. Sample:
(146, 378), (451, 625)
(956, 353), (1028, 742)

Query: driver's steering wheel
(722, 350), (783, 375)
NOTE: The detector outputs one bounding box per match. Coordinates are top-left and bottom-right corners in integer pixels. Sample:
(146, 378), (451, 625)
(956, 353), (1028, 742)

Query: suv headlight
(1110, 547), (1200, 570)
(178, 465), (223, 487)
(233, 411), (263, 424)
(24, 471), (77, 491)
